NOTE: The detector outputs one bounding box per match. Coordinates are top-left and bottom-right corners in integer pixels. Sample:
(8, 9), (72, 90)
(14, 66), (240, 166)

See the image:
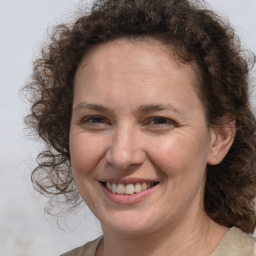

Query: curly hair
(24, 0), (256, 233)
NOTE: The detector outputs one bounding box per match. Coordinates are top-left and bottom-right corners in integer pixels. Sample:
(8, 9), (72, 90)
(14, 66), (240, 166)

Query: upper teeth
(106, 182), (152, 195)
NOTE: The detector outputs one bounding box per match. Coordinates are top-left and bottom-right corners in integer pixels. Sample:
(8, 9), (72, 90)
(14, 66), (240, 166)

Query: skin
(69, 39), (234, 256)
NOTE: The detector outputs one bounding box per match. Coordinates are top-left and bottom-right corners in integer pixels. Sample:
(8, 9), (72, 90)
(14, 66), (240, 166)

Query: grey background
(0, 0), (255, 255)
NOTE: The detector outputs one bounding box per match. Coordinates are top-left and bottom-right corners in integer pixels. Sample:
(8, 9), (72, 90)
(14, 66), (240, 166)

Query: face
(70, 39), (216, 237)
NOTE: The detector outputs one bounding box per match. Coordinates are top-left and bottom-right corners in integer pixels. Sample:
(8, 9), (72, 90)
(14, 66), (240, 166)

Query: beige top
(60, 227), (256, 256)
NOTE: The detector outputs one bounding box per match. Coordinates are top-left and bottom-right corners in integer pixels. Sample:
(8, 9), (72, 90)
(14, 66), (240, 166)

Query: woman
(25, 0), (256, 255)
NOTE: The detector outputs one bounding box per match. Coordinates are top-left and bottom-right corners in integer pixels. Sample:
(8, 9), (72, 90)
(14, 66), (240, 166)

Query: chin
(100, 212), (161, 238)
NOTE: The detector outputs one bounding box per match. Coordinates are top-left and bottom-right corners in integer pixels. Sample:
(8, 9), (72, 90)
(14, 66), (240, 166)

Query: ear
(207, 118), (236, 165)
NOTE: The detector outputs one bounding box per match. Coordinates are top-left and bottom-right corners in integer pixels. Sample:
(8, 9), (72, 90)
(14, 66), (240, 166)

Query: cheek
(147, 133), (210, 178)
(149, 139), (190, 178)
(69, 133), (108, 175)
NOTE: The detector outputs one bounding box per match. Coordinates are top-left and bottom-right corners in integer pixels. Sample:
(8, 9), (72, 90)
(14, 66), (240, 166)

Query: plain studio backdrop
(0, 0), (256, 255)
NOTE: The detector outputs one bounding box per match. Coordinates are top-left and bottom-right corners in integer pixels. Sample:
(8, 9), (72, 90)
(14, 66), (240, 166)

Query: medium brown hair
(24, 0), (256, 233)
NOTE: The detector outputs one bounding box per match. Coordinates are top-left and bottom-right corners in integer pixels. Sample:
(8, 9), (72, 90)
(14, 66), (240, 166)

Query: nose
(105, 124), (146, 171)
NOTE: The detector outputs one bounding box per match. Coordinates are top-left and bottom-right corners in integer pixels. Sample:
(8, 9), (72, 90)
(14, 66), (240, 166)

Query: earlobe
(207, 120), (236, 165)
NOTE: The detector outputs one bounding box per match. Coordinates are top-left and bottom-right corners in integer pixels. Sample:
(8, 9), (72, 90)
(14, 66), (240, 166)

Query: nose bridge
(106, 122), (145, 170)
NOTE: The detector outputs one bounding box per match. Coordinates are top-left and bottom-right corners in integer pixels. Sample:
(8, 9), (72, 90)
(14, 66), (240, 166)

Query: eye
(149, 118), (170, 125)
(80, 116), (111, 130)
(145, 117), (177, 130)
(86, 117), (106, 124)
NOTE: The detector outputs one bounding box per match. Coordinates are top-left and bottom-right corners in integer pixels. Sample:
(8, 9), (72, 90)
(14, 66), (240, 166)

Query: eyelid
(144, 116), (177, 127)
(78, 115), (177, 129)
(80, 115), (111, 126)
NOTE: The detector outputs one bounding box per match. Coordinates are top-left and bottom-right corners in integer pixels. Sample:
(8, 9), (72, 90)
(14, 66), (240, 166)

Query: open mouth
(101, 181), (159, 195)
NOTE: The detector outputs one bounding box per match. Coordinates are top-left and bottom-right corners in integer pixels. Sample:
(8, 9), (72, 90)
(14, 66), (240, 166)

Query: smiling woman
(70, 38), (224, 240)
(24, 0), (256, 255)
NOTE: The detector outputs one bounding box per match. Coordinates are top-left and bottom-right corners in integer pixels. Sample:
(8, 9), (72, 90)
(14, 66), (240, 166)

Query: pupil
(155, 118), (166, 124)
(93, 118), (103, 123)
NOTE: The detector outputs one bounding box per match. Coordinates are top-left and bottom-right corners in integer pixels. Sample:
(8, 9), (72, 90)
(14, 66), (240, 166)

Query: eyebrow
(73, 103), (112, 113)
(138, 104), (181, 114)
(73, 102), (181, 114)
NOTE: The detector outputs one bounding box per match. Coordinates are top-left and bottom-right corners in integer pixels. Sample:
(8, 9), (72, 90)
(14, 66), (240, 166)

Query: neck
(98, 211), (228, 256)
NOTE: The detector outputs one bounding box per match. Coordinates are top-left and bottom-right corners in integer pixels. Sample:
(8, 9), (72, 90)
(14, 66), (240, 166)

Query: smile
(102, 181), (159, 195)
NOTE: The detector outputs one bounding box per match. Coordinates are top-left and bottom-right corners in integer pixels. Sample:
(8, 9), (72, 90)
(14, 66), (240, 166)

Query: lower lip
(100, 183), (158, 204)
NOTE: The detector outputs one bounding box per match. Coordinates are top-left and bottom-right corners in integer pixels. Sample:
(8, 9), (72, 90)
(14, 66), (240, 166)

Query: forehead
(73, 38), (203, 115)
(76, 38), (199, 85)
(82, 38), (193, 64)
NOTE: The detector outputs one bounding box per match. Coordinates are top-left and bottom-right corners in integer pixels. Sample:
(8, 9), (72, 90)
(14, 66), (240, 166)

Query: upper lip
(99, 178), (159, 185)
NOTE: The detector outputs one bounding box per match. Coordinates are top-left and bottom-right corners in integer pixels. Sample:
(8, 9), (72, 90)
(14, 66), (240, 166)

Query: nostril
(105, 150), (146, 171)
(105, 133), (146, 171)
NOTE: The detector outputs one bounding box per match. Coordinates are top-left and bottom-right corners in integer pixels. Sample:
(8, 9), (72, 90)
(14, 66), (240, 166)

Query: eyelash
(146, 117), (176, 126)
(81, 116), (109, 125)
(80, 116), (177, 130)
